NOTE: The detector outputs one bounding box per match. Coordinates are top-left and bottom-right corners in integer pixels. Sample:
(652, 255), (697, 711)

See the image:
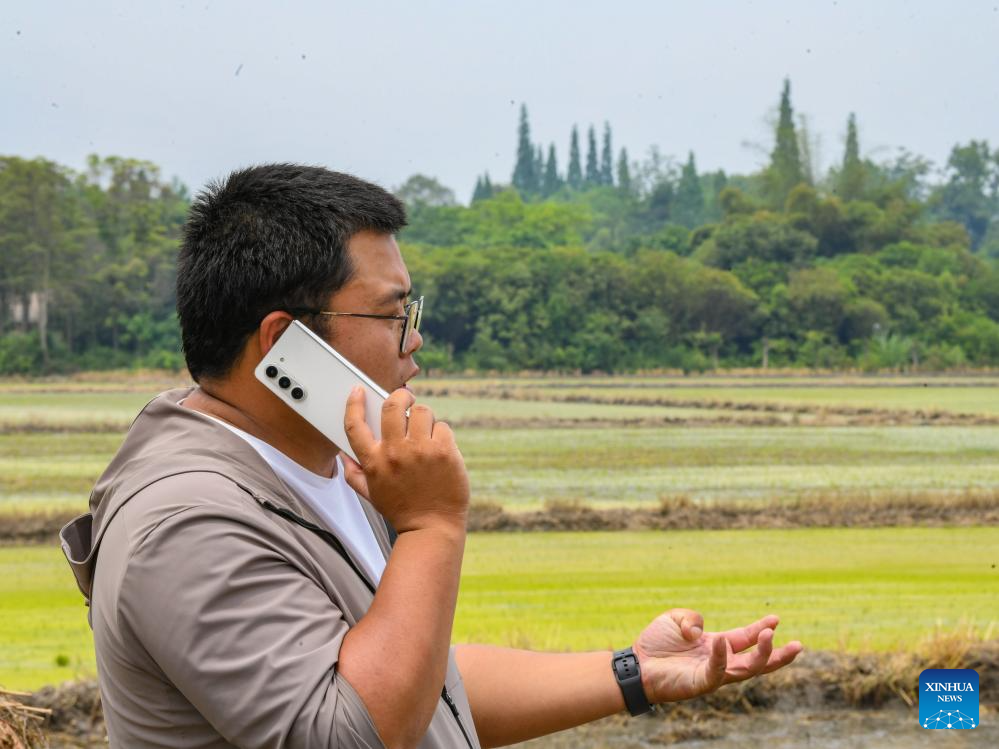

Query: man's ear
(258, 311), (295, 356)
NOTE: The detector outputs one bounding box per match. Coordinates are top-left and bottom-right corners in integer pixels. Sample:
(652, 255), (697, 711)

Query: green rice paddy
(2, 528), (995, 691)
(1, 373), (996, 692)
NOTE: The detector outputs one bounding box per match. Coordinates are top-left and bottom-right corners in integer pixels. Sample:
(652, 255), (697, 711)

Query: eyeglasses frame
(284, 295), (424, 354)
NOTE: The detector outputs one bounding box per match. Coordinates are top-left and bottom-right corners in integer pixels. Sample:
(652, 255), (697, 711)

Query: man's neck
(182, 382), (341, 478)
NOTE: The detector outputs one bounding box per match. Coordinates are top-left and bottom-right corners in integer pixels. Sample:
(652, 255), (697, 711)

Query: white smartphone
(254, 320), (388, 463)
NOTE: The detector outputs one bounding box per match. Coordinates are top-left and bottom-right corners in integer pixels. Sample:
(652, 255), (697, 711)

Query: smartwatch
(612, 647), (653, 716)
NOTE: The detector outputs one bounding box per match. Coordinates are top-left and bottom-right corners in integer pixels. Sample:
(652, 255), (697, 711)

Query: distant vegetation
(2, 79), (999, 374)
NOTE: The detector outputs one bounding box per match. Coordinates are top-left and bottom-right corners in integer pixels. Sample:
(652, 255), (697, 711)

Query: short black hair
(176, 164), (407, 381)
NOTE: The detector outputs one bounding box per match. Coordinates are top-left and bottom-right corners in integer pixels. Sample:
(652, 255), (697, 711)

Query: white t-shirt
(193, 409), (387, 585)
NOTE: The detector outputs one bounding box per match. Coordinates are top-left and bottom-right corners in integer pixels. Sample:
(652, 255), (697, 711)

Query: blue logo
(919, 668), (979, 729)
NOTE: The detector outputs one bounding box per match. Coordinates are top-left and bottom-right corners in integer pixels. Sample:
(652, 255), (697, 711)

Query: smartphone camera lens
(265, 365), (278, 378)
(278, 376), (291, 389)
(290, 387), (304, 400)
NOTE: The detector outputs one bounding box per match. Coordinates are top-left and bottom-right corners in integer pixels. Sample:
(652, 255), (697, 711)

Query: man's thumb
(340, 454), (369, 498)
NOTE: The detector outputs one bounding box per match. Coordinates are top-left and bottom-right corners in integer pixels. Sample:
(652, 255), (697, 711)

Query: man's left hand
(633, 609), (803, 704)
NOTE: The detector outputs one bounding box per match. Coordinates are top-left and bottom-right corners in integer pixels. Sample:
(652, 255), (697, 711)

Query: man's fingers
(343, 387), (376, 463)
(719, 615), (780, 653)
(760, 641), (804, 674)
(431, 420), (456, 445)
(723, 628), (774, 683)
(724, 638), (804, 684)
(339, 453), (370, 499)
(705, 634), (728, 688)
(407, 403), (435, 439)
(667, 609), (705, 641)
(381, 388), (416, 442)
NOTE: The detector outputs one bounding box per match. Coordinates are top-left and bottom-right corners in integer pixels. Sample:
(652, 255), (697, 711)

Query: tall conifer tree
(512, 104), (537, 195)
(567, 126), (583, 190)
(766, 79), (804, 207)
(674, 151), (705, 228)
(616, 148), (632, 194)
(585, 125), (600, 186)
(836, 112), (866, 201)
(534, 145), (545, 193)
(471, 173), (495, 203)
(543, 143), (561, 196)
(600, 123), (614, 186)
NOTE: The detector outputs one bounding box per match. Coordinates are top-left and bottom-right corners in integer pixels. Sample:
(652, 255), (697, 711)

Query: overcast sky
(5, 1), (998, 202)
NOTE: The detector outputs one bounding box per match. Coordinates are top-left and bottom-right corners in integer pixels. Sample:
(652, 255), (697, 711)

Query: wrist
(394, 509), (468, 538)
(611, 647), (654, 716)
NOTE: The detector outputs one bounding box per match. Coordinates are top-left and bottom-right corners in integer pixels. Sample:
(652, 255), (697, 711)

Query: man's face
(319, 230), (422, 393)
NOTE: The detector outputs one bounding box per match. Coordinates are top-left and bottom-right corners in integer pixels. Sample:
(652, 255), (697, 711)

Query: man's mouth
(401, 367), (420, 391)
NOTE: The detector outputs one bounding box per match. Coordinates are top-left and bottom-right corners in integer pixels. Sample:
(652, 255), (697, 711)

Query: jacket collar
(63, 386), (390, 601)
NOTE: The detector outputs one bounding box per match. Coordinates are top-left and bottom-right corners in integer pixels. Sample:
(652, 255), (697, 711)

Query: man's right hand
(341, 386), (470, 535)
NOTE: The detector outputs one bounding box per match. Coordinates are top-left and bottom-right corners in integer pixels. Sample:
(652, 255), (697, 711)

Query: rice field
(3, 415), (998, 512)
(424, 375), (999, 417)
(2, 527), (995, 692)
(0, 372), (996, 694)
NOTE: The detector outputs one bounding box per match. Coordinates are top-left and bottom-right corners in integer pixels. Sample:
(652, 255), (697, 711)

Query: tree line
(0, 155), (188, 373)
(2, 79), (999, 374)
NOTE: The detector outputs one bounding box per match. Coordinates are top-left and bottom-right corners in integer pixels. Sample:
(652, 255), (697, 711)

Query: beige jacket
(60, 387), (480, 749)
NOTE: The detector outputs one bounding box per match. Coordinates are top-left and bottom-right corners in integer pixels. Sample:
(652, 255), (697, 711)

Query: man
(61, 164), (802, 748)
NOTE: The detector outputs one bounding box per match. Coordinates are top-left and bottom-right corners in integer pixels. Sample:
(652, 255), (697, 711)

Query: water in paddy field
(518, 708), (998, 748)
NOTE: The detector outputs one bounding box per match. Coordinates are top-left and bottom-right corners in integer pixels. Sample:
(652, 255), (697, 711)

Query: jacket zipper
(261, 501), (475, 748)
(441, 686), (475, 749)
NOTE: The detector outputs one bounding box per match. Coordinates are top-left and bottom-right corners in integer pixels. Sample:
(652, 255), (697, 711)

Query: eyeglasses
(286, 295), (424, 354)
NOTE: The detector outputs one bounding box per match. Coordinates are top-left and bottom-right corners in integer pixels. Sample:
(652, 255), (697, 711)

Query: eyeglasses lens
(401, 296), (424, 353)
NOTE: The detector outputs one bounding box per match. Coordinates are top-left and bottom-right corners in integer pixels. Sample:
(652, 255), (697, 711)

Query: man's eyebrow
(377, 287), (411, 306)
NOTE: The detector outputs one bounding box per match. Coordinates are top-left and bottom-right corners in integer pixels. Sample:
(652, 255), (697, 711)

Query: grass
(423, 376), (999, 417)
(4, 424), (999, 511)
(0, 546), (98, 691)
(458, 425), (999, 507)
(2, 527), (995, 691)
(453, 527), (998, 653)
(420, 396), (748, 423)
(0, 392), (159, 430)
(545, 385), (999, 416)
(1, 373), (996, 693)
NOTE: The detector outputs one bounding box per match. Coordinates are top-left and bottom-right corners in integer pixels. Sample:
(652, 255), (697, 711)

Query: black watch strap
(612, 647), (653, 716)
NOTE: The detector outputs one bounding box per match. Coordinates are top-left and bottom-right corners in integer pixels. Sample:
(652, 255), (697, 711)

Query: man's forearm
(454, 644), (627, 747)
(339, 524), (465, 748)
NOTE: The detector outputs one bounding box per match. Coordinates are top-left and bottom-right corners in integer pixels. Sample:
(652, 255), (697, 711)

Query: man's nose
(404, 327), (424, 356)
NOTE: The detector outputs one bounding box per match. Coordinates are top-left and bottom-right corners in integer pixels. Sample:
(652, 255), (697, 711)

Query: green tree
(567, 126), (583, 190)
(931, 140), (999, 250)
(542, 144), (561, 197)
(471, 173), (495, 203)
(0, 157), (90, 366)
(673, 152), (704, 228)
(512, 104), (538, 195)
(585, 125), (600, 186)
(646, 182), (674, 224)
(697, 213), (817, 269)
(616, 148), (632, 195)
(395, 174), (456, 208)
(787, 267), (850, 337)
(600, 122), (614, 186)
(835, 113), (867, 201)
(765, 79), (804, 207)
(78, 155), (187, 358)
(533, 145), (545, 193)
